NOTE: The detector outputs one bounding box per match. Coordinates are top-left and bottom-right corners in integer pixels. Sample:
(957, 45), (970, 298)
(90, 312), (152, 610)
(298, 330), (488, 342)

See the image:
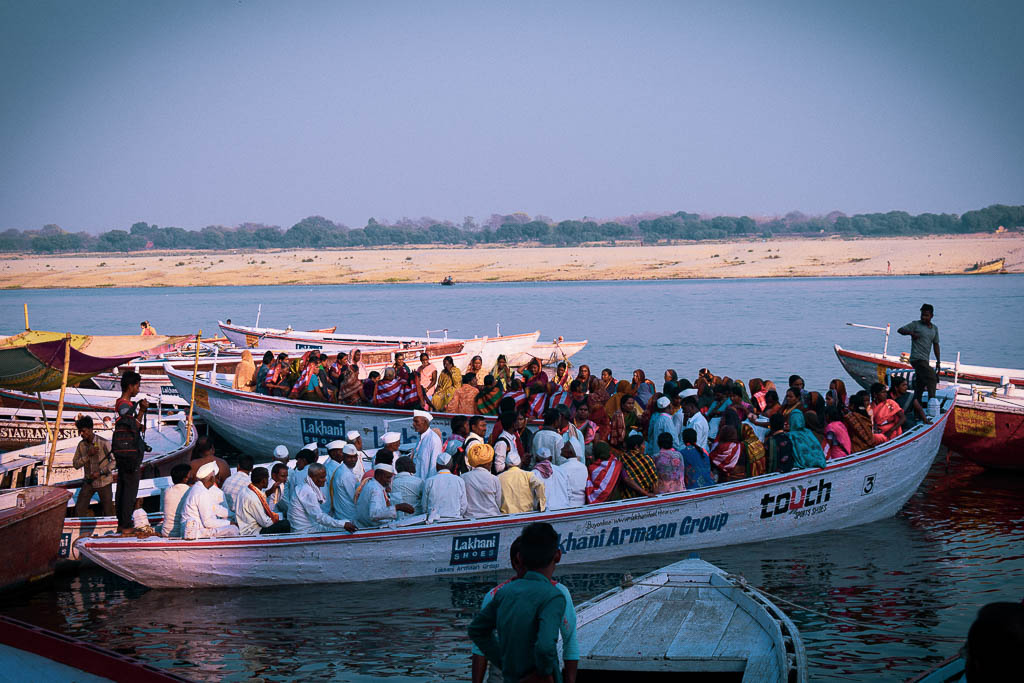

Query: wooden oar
(186, 330), (201, 436)
(44, 333), (72, 485)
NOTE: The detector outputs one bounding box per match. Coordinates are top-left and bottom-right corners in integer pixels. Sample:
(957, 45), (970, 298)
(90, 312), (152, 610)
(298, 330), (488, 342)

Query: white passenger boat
(0, 386), (190, 415)
(218, 321), (541, 370)
(508, 338), (588, 366)
(76, 397), (952, 589)
(575, 557), (806, 681)
(835, 344), (1024, 390)
(164, 363), (518, 455)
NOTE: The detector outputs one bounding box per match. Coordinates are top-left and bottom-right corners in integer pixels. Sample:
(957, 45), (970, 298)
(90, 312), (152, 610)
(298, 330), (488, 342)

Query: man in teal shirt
(898, 303), (941, 404)
(469, 523), (567, 683)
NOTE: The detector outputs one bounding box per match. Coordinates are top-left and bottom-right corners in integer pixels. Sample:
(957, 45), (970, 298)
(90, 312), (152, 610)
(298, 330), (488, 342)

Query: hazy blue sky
(1, 0), (1021, 232)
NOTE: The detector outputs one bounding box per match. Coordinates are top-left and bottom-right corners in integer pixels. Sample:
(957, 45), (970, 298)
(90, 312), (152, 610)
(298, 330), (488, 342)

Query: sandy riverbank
(1, 235), (1021, 289)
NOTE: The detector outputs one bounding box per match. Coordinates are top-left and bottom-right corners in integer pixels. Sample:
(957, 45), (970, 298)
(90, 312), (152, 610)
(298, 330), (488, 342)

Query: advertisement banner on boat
(760, 478), (832, 520)
(953, 407), (997, 438)
(301, 418), (347, 452)
(559, 507), (729, 555)
(450, 532), (500, 565)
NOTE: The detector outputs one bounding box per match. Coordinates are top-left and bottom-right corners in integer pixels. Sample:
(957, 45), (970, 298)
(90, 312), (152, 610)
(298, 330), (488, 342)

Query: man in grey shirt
(897, 303), (940, 403)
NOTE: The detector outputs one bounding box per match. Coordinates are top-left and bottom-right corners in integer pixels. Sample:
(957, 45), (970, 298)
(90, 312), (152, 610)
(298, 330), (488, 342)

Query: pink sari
(824, 421), (852, 459)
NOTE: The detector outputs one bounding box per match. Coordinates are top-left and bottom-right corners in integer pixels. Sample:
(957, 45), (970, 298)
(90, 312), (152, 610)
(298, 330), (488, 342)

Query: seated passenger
(448, 372), (481, 415)
(870, 382), (905, 443)
(823, 406), (852, 459)
(651, 431), (686, 494)
(462, 443), (503, 518)
(373, 367), (403, 407)
(498, 452), (546, 513)
(160, 463), (191, 537)
(764, 413), (795, 473)
(475, 375), (503, 416)
(530, 447), (572, 510)
(585, 442), (621, 504)
(390, 455), (424, 519)
(182, 462), (240, 539)
(787, 409), (827, 469)
(237, 467), (292, 535)
(843, 392), (876, 453)
(423, 452), (468, 522)
(355, 463), (415, 527)
(288, 463), (357, 534)
(680, 428), (715, 488)
(709, 425), (745, 482)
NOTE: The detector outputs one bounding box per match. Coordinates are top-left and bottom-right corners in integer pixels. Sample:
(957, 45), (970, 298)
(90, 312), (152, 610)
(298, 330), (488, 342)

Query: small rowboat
(76, 397), (952, 589)
(218, 321), (542, 370)
(575, 557), (806, 681)
(836, 345), (1024, 470)
(0, 486), (72, 591)
(964, 257), (1005, 274)
(0, 416), (196, 489)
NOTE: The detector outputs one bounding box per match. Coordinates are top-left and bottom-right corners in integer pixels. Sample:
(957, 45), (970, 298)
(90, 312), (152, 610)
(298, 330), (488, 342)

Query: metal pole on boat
(186, 330), (201, 437)
(23, 303), (29, 331)
(44, 333), (72, 485)
(954, 352), (961, 385)
(35, 392), (54, 444)
(256, 304), (262, 328)
(883, 323), (891, 356)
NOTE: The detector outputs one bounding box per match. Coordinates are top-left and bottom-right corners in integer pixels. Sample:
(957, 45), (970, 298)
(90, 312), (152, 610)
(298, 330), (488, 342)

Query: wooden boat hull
(836, 345), (1024, 470)
(834, 344), (1024, 389)
(575, 558), (806, 681)
(0, 486), (73, 591)
(0, 386), (190, 415)
(219, 321), (541, 371)
(165, 365), (507, 454)
(75, 405), (950, 589)
(943, 395), (1024, 471)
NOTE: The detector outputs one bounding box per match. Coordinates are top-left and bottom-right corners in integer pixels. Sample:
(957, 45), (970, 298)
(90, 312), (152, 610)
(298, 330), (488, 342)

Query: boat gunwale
(219, 321), (542, 345)
(835, 345), (1024, 386)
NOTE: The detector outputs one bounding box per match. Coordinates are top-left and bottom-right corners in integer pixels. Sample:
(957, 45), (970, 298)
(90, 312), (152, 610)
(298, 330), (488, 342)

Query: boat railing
(846, 321), (891, 356)
(425, 328), (449, 341)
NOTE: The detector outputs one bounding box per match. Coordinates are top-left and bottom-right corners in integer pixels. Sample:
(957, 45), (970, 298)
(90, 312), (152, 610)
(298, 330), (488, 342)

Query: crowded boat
(161, 361), (931, 539)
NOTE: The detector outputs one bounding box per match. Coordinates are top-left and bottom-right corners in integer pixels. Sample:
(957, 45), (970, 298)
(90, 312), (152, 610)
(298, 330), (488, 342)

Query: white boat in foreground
(76, 397), (952, 589)
(575, 557), (806, 681)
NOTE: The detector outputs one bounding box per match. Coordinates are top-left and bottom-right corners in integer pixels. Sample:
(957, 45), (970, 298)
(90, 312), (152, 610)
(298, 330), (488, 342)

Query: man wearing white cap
(422, 451), (467, 523)
(323, 440), (347, 482)
(355, 462), (415, 527)
(681, 395), (710, 453)
(346, 430), (367, 478)
(329, 444), (362, 522)
(411, 410), (443, 481)
(181, 461), (240, 539)
(272, 444), (290, 463)
(284, 443), (319, 509)
(288, 463), (357, 534)
(646, 396), (677, 456)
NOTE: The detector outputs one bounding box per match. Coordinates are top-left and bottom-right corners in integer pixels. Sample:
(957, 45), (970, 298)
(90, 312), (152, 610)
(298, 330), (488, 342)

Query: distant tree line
(3, 204), (1022, 254)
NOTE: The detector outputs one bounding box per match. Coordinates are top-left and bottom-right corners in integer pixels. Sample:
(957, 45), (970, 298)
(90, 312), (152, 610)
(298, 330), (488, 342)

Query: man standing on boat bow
(898, 303), (941, 404)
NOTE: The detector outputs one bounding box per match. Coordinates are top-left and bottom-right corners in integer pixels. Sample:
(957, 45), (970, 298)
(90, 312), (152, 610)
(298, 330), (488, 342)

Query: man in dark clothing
(469, 522), (567, 683)
(897, 303), (941, 403)
(113, 371), (148, 534)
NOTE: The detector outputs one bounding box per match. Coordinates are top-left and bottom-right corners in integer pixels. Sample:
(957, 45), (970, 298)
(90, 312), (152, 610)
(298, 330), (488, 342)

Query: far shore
(1, 235), (1021, 289)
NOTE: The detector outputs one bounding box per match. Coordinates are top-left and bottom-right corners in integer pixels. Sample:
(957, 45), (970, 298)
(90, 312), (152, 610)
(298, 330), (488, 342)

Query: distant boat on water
(964, 257), (1005, 274)
(440, 276), (454, 286)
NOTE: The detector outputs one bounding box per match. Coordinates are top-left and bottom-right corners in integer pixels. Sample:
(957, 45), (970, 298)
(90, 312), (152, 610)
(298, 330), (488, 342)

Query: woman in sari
(576, 365), (594, 394)
(843, 392), (875, 452)
(447, 372), (480, 415)
(618, 433), (658, 498)
(586, 442), (622, 504)
(828, 379), (849, 410)
(748, 378), (767, 411)
(522, 359), (548, 391)
(466, 356), (485, 386)
(870, 382), (905, 443)
(337, 365), (363, 405)
(804, 410), (826, 447)
(652, 432), (686, 493)
(632, 369), (656, 410)
(232, 350), (257, 392)
(598, 368), (616, 394)
(431, 356), (461, 412)
(608, 395), (641, 449)
(349, 349), (362, 378)
(781, 387), (801, 416)
(761, 389), (781, 417)
(787, 409), (827, 469)
(740, 423), (767, 477)
(474, 375), (503, 416)
(552, 362), (572, 392)
(488, 354), (512, 393)
(709, 425), (745, 481)
(587, 384), (611, 441)
(823, 406), (852, 459)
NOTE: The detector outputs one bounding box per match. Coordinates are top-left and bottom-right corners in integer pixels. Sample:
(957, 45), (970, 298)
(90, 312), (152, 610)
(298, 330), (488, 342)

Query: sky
(1, 0), (1021, 233)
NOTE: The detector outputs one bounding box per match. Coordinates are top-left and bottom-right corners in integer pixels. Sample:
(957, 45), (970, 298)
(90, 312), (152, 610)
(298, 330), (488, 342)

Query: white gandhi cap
(382, 432), (401, 445)
(196, 462), (218, 479)
(326, 440), (347, 450)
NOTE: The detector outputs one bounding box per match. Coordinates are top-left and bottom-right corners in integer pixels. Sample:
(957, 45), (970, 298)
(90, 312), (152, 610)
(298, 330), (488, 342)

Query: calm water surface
(1, 275), (1022, 681)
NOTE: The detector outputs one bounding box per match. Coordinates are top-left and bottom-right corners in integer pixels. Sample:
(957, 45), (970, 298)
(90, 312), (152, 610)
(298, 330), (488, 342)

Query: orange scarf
(250, 483), (279, 523)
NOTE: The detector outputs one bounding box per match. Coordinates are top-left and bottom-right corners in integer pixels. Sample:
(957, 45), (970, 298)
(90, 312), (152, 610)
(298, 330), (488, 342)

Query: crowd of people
(146, 360), (932, 540)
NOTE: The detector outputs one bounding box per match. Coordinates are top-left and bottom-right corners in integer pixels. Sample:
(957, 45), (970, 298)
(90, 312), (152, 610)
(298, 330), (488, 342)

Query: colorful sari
(653, 448), (687, 493)
(475, 386), (503, 416)
(709, 426), (745, 481)
(680, 445), (715, 488)
(431, 367), (462, 411)
(872, 398), (903, 443)
(741, 424), (766, 477)
(587, 387), (611, 440)
(843, 410), (875, 453)
(787, 410), (827, 469)
(586, 454), (622, 504)
(337, 368), (363, 404)
(447, 383), (480, 415)
(618, 447), (658, 498)
(824, 420), (852, 459)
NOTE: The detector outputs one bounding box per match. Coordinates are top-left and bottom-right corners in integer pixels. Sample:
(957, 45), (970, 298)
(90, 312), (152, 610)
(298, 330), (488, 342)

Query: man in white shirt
(558, 442), (589, 508)
(271, 444), (290, 466)
(181, 462), (241, 539)
(221, 454), (254, 517)
(287, 463), (357, 534)
(423, 452), (468, 522)
(462, 442), (503, 518)
(323, 440), (346, 481)
(284, 444), (318, 510)
(160, 463), (192, 537)
(346, 430), (368, 478)
(391, 455), (424, 519)
(236, 467), (291, 535)
(531, 410), (563, 468)
(531, 447), (572, 510)
(266, 462), (289, 515)
(411, 410), (443, 480)
(355, 463), (415, 527)
(493, 412), (520, 474)
(681, 394), (710, 453)
(329, 444), (362, 522)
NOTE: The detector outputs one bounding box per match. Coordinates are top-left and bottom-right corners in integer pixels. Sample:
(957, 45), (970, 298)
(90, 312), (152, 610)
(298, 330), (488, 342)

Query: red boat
(0, 486), (73, 591)
(835, 345), (1024, 471)
(0, 615), (191, 682)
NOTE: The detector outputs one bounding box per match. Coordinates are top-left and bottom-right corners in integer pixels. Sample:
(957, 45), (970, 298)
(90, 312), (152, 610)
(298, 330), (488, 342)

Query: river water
(1, 275), (1023, 681)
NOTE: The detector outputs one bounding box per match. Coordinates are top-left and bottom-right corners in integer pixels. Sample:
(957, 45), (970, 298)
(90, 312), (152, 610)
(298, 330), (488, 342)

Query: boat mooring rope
(732, 577), (966, 643)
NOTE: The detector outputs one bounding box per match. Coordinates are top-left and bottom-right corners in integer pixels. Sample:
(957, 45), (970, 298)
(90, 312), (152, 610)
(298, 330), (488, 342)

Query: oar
(186, 329), (202, 437)
(44, 333), (72, 485)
